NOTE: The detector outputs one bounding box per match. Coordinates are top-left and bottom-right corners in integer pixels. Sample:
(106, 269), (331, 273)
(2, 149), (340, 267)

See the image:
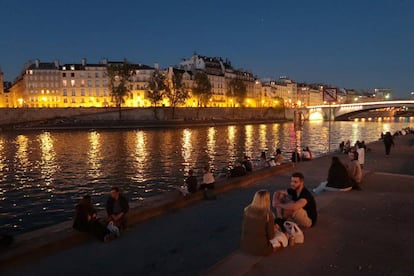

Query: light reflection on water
(0, 120), (413, 234)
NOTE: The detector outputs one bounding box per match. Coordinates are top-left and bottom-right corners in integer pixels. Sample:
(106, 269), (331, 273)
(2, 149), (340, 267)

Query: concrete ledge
(0, 163), (293, 270)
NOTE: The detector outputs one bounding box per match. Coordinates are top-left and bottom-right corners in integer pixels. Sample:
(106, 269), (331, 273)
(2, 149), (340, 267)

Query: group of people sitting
(313, 149), (363, 193)
(240, 172), (317, 256)
(291, 146), (313, 163)
(179, 156), (255, 196)
(73, 187), (129, 242)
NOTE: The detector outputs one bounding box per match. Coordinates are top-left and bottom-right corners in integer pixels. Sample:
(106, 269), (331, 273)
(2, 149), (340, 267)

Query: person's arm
(121, 196), (129, 213)
(276, 198), (307, 211)
(266, 212), (275, 240)
(106, 199), (113, 216)
(272, 190), (287, 208)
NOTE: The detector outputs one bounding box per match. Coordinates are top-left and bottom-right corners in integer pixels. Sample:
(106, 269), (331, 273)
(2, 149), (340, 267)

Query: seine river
(1, 119), (413, 235)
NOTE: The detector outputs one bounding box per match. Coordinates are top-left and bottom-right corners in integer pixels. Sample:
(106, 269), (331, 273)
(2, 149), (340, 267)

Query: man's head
(110, 187), (120, 200)
(188, 169), (193, 176)
(290, 172), (304, 190)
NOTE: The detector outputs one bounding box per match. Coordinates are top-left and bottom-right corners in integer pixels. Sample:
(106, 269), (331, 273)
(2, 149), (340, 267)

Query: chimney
(154, 63), (159, 70)
(54, 59), (60, 68)
(101, 58), (108, 65)
(81, 58), (87, 66)
(35, 59), (40, 68)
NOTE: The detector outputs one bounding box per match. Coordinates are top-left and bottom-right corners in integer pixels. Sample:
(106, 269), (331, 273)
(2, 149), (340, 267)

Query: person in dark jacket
(383, 131), (394, 155)
(106, 187), (129, 230)
(312, 156), (352, 193)
(230, 161), (247, 177)
(185, 169), (198, 193)
(73, 195), (112, 241)
(291, 149), (301, 163)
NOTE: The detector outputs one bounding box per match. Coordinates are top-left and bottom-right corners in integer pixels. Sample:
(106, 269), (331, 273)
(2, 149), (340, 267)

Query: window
(63, 89), (67, 96)
(72, 89), (76, 96)
(63, 98), (68, 103)
(95, 89), (100, 96)
(80, 73), (85, 78)
(80, 80), (85, 87)
(95, 72), (99, 78)
(81, 98), (85, 103)
(81, 89), (85, 96)
(71, 73), (75, 77)
(103, 89), (108, 96)
(95, 80), (100, 86)
(71, 80), (75, 87)
(71, 98), (76, 103)
(88, 80), (92, 87)
(63, 80), (68, 87)
(103, 80), (107, 87)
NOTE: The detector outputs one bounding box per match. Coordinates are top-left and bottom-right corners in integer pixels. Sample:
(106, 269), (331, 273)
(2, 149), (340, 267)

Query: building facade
(6, 59), (155, 108)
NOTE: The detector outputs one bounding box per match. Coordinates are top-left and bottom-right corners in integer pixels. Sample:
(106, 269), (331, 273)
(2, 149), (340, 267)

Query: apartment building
(7, 59), (155, 108)
(180, 54), (260, 107)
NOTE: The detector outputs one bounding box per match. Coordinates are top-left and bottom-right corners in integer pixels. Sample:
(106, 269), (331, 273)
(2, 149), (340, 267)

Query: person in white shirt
(200, 166), (215, 190)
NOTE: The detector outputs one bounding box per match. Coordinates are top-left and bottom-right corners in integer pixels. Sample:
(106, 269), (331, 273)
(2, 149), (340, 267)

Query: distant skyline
(1, 0), (413, 98)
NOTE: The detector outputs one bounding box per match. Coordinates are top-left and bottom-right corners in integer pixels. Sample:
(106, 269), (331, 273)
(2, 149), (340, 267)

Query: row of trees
(106, 61), (248, 119)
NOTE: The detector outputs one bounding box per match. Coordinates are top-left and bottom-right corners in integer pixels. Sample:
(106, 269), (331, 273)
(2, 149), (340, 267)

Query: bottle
(289, 236), (295, 246)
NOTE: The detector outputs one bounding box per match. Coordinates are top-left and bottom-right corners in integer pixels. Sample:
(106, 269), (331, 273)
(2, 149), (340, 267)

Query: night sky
(1, 0), (413, 98)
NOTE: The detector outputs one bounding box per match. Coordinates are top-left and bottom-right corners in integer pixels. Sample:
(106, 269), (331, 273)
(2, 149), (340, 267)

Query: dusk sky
(1, 0), (413, 98)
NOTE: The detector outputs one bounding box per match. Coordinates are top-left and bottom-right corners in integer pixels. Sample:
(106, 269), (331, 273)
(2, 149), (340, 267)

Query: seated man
(106, 187), (129, 230)
(272, 172), (317, 228)
(229, 161), (247, 177)
(242, 156), (253, 172)
(185, 169), (198, 193)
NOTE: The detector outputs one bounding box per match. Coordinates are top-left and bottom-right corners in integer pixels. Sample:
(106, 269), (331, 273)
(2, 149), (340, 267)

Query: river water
(1, 118), (413, 235)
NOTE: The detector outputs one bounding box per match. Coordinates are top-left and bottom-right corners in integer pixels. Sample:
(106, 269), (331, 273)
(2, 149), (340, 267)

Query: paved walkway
(2, 134), (413, 276)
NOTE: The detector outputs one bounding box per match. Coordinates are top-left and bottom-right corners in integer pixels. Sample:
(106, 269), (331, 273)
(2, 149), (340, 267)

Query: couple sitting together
(73, 187), (129, 242)
(240, 172), (317, 256)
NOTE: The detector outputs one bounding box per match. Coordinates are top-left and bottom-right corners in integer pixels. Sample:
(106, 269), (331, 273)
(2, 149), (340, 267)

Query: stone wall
(0, 107), (287, 126)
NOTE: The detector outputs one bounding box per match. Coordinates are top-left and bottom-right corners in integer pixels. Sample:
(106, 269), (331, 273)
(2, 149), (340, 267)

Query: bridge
(302, 100), (414, 121)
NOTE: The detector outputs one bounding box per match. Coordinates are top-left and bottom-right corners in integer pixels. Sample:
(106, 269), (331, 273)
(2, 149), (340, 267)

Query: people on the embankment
(312, 156), (352, 193)
(240, 189), (277, 256)
(199, 166), (215, 190)
(272, 172), (317, 229)
(301, 146), (312, 161)
(106, 187), (130, 230)
(383, 131), (395, 155)
(184, 169), (198, 193)
(73, 195), (117, 242)
(346, 151), (362, 190)
(291, 149), (301, 163)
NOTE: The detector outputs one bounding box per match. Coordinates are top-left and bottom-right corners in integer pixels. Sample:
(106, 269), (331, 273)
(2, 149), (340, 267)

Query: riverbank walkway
(2, 134), (413, 275)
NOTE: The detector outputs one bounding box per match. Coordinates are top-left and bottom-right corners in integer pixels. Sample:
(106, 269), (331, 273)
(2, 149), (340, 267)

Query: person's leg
(312, 181), (327, 194)
(290, 208), (312, 228)
(89, 220), (110, 241)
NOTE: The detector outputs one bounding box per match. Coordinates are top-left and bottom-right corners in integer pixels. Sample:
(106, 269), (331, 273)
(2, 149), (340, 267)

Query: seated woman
(240, 190), (277, 256)
(199, 166), (215, 190)
(73, 195), (115, 242)
(275, 149), (284, 165)
(312, 156), (352, 193)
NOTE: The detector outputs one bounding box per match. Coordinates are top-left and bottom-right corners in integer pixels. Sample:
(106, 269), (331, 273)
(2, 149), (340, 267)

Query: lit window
(71, 80), (75, 87)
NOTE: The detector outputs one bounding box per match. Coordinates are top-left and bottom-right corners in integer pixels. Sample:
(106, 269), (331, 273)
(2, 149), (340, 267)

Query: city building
(7, 59), (155, 108)
(373, 88), (393, 100)
(179, 54), (261, 107)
